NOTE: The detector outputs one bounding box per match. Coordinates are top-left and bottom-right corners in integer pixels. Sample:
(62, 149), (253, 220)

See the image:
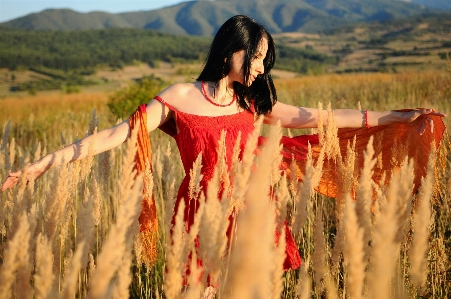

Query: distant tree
(107, 75), (169, 119)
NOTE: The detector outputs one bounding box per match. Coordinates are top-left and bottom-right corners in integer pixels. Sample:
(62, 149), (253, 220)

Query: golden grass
(0, 92), (110, 123)
(0, 70), (450, 298)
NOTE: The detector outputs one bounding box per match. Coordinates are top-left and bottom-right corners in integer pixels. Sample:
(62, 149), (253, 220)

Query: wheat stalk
(61, 242), (85, 299)
(343, 194), (365, 299)
(223, 122), (281, 299)
(164, 201), (186, 299)
(87, 177), (142, 299)
(356, 136), (376, 261)
(0, 213), (31, 299)
(409, 144), (435, 289)
(368, 159), (414, 299)
(33, 233), (56, 299)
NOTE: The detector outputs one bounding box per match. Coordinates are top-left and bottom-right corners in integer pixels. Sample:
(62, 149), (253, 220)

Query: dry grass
(0, 70), (450, 298)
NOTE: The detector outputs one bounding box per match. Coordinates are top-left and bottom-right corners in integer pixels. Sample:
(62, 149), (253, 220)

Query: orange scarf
(280, 110), (446, 199)
(129, 104), (158, 265)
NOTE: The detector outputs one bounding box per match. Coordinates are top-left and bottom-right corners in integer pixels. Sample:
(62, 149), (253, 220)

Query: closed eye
(254, 51), (264, 60)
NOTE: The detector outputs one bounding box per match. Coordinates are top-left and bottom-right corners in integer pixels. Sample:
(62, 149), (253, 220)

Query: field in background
(0, 70), (450, 298)
(274, 14), (451, 74)
(1, 12), (450, 99)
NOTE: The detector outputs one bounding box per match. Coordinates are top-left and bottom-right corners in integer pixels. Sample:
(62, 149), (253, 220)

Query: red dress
(132, 98), (445, 271)
(154, 95), (302, 270)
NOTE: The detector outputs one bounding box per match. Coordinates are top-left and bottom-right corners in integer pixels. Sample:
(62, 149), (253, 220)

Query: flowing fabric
(279, 110), (446, 198)
(129, 103), (446, 267)
(129, 104), (159, 265)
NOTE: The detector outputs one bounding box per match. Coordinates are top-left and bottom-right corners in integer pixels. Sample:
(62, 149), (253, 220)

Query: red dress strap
(153, 96), (178, 137)
(138, 103), (147, 114)
(154, 96), (177, 111)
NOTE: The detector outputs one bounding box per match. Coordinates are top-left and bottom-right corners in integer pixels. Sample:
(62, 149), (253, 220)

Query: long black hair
(197, 15), (277, 116)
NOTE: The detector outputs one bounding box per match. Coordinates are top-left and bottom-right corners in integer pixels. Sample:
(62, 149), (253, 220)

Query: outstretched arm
(265, 101), (445, 132)
(1, 99), (172, 191)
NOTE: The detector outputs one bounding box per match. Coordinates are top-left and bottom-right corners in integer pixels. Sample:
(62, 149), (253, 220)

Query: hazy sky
(0, 0), (187, 22)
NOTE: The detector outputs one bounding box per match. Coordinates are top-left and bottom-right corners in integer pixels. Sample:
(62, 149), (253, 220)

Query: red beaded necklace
(201, 81), (236, 107)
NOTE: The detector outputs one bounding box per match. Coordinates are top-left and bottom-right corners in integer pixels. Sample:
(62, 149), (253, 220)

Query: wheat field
(0, 70), (450, 299)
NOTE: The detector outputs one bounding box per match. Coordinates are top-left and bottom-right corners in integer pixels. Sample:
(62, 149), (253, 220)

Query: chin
(243, 78), (253, 87)
(234, 78), (253, 87)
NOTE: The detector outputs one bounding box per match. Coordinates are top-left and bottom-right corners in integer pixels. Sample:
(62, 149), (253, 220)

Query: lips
(246, 75), (257, 86)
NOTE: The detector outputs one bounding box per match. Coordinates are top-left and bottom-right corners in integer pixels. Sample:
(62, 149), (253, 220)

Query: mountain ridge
(0, 0), (443, 35)
(408, 0), (451, 10)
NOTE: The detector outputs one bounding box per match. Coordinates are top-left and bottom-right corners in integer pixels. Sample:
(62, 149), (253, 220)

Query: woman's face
(228, 37), (268, 86)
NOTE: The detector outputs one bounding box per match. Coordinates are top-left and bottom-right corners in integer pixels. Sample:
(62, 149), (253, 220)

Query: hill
(0, 0), (440, 35)
(409, 0), (451, 10)
(274, 12), (451, 73)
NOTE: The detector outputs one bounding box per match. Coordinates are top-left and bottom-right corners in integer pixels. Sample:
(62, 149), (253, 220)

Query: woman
(1, 14), (445, 274)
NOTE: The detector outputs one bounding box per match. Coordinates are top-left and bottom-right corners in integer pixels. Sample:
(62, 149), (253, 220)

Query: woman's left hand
(405, 108), (446, 135)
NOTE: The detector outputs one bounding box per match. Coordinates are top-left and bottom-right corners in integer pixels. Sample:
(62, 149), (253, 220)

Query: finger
(421, 108), (432, 115)
(419, 109), (446, 117)
(1, 177), (18, 191)
(417, 120), (426, 135)
(7, 170), (22, 177)
(430, 112), (447, 117)
(2, 184), (11, 192)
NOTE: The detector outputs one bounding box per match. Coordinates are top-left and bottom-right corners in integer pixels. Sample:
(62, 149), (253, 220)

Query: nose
(255, 59), (264, 74)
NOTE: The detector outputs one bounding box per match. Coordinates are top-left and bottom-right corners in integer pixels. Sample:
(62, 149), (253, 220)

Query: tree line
(0, 28), (211, 71)
(0, 27), (335, 74)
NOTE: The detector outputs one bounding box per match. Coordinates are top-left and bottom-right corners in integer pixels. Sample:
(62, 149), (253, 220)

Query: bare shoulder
(157, 82), (201, 107)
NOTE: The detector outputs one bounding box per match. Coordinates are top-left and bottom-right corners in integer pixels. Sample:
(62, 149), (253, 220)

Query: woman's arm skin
(266, 101), (446, 132)
(1, 99), (171, 191)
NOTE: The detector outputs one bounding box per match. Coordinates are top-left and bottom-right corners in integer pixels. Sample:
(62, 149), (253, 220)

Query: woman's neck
(207, 79), (235, 105)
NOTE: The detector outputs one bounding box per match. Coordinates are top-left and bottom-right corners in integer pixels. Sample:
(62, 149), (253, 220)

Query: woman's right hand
(2, 170), (23, 191)
(1, 163), (48, 191)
